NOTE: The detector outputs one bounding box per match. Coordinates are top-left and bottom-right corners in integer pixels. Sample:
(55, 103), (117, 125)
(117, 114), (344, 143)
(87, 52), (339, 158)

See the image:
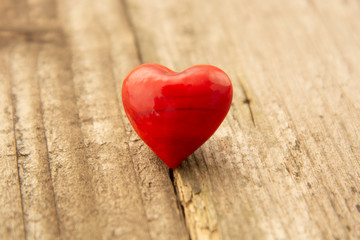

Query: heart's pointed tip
(163, 159), (184, 169)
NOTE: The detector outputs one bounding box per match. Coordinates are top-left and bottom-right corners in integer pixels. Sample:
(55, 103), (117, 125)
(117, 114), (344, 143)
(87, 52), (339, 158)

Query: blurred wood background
(1, 0), (360, 239)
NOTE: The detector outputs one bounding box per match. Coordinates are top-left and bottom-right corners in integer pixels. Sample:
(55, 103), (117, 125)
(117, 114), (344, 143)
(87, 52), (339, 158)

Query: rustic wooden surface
(1, 0), (360, 239)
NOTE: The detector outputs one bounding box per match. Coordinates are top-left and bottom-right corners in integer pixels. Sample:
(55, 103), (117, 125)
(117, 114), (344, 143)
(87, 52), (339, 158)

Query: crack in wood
(169, 168), (192, 240)
(238, 79), (256, 126)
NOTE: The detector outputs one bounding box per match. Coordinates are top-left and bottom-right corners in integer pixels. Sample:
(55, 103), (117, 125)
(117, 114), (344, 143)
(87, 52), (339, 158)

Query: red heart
(122, 64), (233, 168)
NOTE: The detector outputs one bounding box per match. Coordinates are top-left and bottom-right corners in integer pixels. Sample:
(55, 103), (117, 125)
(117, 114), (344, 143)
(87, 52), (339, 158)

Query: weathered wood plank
(0, 1), (26, 239)
(37, 36), (101, 239)
(125, 0), (360, 239)
(57, 0), (188, 239)
(0, 1), (58, 239)
(0, 49), (26, 240)
(2, 0), (100, 238)
(10, 43), (60, 239)
(56, 0), (152, 238)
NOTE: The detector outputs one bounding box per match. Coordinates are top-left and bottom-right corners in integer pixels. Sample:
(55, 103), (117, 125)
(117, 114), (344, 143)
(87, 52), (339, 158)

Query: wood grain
(0, 0), (359, 239)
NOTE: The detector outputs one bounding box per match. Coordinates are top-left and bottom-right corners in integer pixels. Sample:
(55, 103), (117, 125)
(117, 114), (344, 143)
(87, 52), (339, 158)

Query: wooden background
(1, 0), (360, 239)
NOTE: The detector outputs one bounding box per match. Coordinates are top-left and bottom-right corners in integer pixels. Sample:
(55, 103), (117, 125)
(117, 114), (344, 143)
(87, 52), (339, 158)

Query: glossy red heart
(122, 64), (233, 168)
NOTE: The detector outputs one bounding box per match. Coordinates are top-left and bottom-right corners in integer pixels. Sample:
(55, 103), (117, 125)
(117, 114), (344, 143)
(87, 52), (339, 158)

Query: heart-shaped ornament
(122, 64), (233, 168)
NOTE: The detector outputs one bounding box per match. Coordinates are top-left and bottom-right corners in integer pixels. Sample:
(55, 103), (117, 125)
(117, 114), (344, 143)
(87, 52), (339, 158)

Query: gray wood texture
(0, 0), (359, 239)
